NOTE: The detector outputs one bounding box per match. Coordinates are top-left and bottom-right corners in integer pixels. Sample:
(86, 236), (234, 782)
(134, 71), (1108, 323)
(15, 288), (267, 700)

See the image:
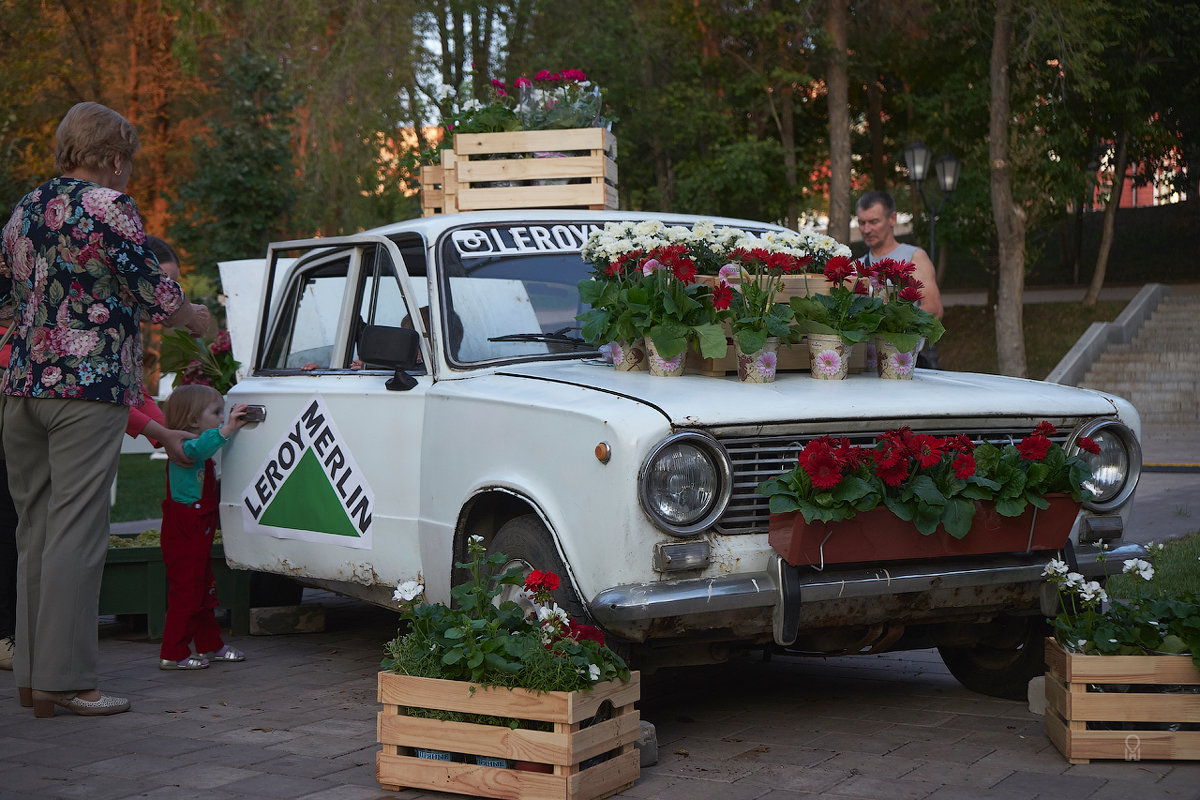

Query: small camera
(243, 405), (266, 423)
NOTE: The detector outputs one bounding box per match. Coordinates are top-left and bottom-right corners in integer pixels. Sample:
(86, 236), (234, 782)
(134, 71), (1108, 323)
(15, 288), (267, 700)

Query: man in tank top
(855, 190), (943, 367)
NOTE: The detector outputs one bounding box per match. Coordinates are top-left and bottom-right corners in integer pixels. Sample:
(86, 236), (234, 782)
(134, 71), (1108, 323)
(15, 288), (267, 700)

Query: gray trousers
(3, 397), (126, 691)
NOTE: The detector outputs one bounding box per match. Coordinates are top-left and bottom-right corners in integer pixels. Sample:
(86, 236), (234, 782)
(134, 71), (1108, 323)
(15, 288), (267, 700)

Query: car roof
(362, 209), (794, 240)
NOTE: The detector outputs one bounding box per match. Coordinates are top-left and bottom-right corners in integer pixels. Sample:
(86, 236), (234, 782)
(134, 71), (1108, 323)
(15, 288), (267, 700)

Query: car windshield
(438, 223), (603, 365)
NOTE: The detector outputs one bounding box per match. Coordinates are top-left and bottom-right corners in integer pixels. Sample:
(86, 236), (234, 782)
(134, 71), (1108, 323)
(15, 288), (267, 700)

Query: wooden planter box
(769, 494), (1079, 567)
(377, 671), (641, 799)
(1044, 637), (1200, 763)
(687, 274), (865, 375)
(100, 534), (251, 638)
(420, 128), (618, 216)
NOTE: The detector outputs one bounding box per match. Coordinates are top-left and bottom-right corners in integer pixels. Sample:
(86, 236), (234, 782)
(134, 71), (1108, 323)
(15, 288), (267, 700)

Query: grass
(1106, 532), (1200, 600)
(937, 300), (1127, 379)
(112, 453), (167, 523)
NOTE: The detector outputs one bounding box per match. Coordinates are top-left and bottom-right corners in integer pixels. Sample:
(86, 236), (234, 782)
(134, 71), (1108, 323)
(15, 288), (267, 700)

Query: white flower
(393, 580), (424, 603)
(536, 603), (569, 626)
(1042, 558), (1069, 577)
(1077, 639), (1088, 647)
(588, 663), (601, 681)
(1079, 581), (1108, 604)
(1122, 558), (1155, 581)
(468, 534), (484, 545)
(1064, 571), (1085, 588)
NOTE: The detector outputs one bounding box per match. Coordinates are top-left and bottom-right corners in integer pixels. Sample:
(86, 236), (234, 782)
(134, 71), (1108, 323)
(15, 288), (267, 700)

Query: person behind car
(855, 190), (944, 368)
(0, 101), (206, 717)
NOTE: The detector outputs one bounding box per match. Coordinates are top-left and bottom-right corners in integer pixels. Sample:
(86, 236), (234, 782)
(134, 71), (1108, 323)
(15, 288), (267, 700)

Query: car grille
(714, 425), (1075, 534)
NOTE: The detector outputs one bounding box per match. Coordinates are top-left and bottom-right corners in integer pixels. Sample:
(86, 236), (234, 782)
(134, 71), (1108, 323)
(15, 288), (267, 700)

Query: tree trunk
(1082, 130), (1129, 306)
(826, 0), (851, 244)
(867, 79), (887, 189)
(781, 84), (799, 230)
(989, 0), (1027, 378)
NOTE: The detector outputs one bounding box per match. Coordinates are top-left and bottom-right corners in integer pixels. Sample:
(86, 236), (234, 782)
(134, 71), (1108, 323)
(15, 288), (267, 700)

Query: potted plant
(788, 256), (882, 380)
(715, 248), (807, 383)
(377, 537), (639, 797)
(1042, 548), (1200, 763)
(758, 422), (1099, 565)
(159, 328), (240, 393)
(858, 257), (945, 379)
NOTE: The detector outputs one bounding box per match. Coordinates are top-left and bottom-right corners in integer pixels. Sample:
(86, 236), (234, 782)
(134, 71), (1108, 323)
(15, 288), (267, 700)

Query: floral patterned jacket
(0, 177), (184, 405)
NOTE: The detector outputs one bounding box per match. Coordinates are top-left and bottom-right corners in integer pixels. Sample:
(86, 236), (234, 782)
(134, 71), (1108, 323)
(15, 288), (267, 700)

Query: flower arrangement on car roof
(757, 421), (1101, 538)
(859, 257), (945, 354)
(382, 536), (630, 694)
(576, 219), (852, 357)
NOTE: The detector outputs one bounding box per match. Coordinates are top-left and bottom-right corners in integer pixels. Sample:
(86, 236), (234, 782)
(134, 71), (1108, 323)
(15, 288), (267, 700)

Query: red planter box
(768, 495), (1079, 567)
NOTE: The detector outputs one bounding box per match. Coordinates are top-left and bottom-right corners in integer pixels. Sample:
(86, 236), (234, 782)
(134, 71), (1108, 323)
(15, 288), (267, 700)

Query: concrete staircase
(1079, 293), (1200, 426)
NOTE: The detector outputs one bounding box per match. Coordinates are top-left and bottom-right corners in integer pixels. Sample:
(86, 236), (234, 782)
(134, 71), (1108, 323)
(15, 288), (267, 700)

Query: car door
(219, 234), (442, 601)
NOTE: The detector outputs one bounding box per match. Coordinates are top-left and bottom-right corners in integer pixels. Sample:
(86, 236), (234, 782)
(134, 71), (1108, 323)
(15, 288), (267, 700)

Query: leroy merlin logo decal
(241, 395), (373, 549)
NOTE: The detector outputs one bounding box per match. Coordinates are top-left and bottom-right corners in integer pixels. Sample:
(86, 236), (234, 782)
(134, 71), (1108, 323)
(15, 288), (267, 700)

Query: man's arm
(910, 247), (943, 319)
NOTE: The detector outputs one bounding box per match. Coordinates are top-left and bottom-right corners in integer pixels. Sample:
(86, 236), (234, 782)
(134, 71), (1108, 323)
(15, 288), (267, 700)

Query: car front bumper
(588, 542), (1147, 645)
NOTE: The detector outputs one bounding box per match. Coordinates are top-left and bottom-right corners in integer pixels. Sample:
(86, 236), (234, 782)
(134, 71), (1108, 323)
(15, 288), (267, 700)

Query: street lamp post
(902, 141), (962, 263)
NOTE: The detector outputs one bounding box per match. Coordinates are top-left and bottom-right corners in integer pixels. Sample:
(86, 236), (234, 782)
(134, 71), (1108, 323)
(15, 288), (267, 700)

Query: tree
(825, 0), (851, 243)
(169, 49), (297, 287)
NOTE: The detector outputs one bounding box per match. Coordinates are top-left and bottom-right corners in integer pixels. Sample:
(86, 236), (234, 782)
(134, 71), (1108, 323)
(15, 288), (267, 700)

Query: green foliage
(1046, 546), (1200, 669)
(382, 538), (630, 695)
(159, 329), (240, 394)
(169, 49), (297, 282)
(789, 291), (881, 345)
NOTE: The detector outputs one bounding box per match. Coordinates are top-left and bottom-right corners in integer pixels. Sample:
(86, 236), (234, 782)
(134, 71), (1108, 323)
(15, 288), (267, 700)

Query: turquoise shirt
(167, 428), (230, 504)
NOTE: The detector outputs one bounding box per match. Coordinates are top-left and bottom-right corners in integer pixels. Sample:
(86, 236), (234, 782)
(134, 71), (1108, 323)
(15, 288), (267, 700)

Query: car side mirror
(358, 324), (421, 391)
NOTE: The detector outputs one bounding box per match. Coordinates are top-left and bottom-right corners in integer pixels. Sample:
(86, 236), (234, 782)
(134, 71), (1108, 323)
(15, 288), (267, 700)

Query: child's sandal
(160, 656), (209, 670)
(200, 646), (245, 662)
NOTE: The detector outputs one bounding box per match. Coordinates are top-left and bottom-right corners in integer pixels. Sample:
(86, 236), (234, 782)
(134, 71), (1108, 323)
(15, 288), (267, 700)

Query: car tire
(937, 615), (1049, 700)
(488, 514), (586, 621)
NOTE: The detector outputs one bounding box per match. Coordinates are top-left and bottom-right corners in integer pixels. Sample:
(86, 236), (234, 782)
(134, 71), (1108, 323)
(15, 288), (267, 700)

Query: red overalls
(158, 460), (224, 662)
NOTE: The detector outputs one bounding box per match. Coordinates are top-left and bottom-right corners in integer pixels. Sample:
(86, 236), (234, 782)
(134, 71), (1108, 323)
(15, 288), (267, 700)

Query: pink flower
(718, 263), (740, 283)
(41, 366), (61, 387)
(642, 258), (660, 276)
(44, 195), (69, 231)
(515, 76), (531, 88)
(756, 350), (777, 377)
(814, 349), (843, 377)
(88, 305), (110, 324)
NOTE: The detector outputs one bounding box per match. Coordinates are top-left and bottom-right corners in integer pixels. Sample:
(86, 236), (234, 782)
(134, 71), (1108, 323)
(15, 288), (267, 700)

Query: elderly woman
(0, 101), (206, 718)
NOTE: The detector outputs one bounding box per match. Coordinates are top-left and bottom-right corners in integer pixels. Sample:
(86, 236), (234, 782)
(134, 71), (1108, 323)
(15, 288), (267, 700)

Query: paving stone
(886, 738), (997, 765)
(991, 769), (1106, 797)
(823, 773), (943, 799)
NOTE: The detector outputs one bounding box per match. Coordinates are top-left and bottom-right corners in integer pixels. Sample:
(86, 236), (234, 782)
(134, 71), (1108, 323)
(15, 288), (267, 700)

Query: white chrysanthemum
(393, 580), (424, 603)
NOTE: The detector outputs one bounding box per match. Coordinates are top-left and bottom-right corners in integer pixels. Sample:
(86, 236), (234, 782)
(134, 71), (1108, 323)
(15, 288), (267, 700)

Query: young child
(158, 385), (250, 670)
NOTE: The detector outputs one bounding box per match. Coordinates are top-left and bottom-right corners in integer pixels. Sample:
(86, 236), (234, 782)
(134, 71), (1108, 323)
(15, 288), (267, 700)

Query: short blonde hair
(53, 102), (140, 173)
(164, 384), (223, 433)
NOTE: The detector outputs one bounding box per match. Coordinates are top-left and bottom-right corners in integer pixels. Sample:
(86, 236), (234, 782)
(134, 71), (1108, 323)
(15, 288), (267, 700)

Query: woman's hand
(157, 427), (199, 467)
(187, 303), (212, 337)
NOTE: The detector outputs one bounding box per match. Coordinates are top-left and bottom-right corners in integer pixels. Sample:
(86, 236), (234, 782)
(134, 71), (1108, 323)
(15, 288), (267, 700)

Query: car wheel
(488, 514), (586, 621)
(937, 615), (1049, 700)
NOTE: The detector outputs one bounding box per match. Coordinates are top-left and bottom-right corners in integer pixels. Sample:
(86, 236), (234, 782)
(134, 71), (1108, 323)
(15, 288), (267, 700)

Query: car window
(354, 240), (428, 370)
(438, 224), (600, 365)
(263, 257), (349, 370)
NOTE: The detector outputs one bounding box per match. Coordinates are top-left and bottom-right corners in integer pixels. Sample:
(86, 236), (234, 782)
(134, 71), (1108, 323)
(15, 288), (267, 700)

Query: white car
(218, 210), (1144, 699)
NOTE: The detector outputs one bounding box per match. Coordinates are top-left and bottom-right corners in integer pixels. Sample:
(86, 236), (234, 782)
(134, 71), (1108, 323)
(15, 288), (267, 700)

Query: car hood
(493, 361), (1126, 427)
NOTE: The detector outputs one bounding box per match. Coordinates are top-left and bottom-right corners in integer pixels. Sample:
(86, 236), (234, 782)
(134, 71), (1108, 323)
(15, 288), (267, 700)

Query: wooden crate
(687, 274), (865, 375)
(420, 128), (618, 216)
(1044, 637), (1200, 764)
(377, 671), (641, 799)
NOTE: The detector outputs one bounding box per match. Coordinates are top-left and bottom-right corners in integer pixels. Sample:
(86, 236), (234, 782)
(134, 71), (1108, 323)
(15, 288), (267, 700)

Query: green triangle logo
(259, 448), (360, 537)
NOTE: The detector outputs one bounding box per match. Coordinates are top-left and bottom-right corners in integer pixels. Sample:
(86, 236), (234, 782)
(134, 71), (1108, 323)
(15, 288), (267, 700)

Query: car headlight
(1070, 420), (1141, 512)
(638, 432), (732, 537)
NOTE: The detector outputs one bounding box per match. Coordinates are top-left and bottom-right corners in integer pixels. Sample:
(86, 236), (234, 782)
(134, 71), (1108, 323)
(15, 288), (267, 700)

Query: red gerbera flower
(953, 453), (976, 480)
(799, 441), (844, 490)
(1077, 437), (1100, 455)
(823, 255), (855, 284)
(1034, 421), (1058, 437)
(908, 434), (946, 468)
(1017, 434), (1052, 461)
(898, 286), (924, 303)
(711, 281), (733, 311)
(873, 449), (910, 487)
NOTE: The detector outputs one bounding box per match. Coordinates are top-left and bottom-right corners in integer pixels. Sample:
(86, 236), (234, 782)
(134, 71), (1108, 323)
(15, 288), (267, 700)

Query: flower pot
(646, 339), (685, 377)
(607, 338), (646, 372)
(806, 333), (850, 380)
(1044, 637), (1200, 763)
(876, 339), (918, 379)
(768, 494), (1080, 567)
(735, 337), (780, 383)
(376, 671), (641, 799)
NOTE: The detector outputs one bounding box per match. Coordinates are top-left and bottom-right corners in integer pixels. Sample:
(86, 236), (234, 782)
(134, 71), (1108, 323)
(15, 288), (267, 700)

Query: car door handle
(243, 404), (267, 423)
